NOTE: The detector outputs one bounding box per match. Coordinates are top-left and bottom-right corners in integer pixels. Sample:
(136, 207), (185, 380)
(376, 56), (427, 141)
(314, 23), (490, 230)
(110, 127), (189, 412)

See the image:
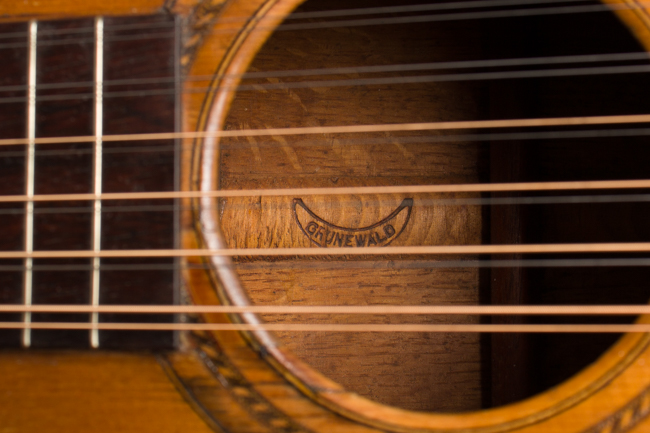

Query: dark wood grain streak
(31, 18), (95, 348)
(0, 22), (27, 347)
(100, 14), (177, 349)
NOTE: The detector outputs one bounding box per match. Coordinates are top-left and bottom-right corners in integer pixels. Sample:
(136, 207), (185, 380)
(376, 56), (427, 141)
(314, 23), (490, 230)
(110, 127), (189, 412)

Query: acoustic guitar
(2, 0), (650, 432)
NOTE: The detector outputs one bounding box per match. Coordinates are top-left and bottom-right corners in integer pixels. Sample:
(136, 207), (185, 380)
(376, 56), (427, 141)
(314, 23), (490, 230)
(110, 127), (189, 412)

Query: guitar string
(3, 193), (650, 216)
(0, 115), (647, 258)
(1, 243), (650, 259)
(5, 62), (650, 105)
(0, 1), (643, 53)
(258, 3), (642, 33)
(0, 0), (596, 42)
(0, 322), (648, 333)
(1, 179), (650, 203)
(2, 51), (648, 94)
(3, 125), (650, 159)
(3, 304), (650, 315)
(11, 2), (650, 43)
(4, 257), (650, 272)
(0, 0), (615, 43)
(3, 113), (650, 147)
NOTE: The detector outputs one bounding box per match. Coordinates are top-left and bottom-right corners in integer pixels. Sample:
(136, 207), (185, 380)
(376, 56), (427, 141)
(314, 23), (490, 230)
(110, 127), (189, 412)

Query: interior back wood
(216, 0), (489, 412)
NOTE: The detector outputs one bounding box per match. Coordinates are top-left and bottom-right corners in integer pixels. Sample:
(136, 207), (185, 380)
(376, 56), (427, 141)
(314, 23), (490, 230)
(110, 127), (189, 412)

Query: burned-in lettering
(293, 198), (413, 248)
(306, 221), (318, 235)
(314, 226), (324, 241)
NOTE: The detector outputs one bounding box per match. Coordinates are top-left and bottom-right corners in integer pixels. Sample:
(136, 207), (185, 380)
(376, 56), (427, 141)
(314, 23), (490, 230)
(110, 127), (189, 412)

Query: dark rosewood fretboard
(0, 15), (179, 350)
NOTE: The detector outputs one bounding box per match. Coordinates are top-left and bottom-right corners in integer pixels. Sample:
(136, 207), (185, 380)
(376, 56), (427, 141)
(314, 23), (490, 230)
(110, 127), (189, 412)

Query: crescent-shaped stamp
(293, 198), (413, 248)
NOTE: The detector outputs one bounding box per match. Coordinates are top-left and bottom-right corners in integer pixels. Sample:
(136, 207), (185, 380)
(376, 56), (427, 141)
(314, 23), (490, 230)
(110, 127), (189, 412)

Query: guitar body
(3, 0), (650, 431)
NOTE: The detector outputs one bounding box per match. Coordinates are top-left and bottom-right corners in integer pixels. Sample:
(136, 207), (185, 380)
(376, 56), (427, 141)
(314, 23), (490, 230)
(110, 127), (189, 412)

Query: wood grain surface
(0, 351), (214, 433)
(0, 0), (169, 22)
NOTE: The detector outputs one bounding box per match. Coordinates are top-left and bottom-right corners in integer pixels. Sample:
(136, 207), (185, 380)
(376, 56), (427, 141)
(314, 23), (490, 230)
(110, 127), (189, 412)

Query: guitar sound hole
(216, 0), (650, 411)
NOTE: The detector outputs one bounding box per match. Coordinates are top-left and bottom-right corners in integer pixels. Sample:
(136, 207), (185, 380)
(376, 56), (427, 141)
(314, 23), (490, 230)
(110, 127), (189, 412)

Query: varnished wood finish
(0, 351), (215, 433)
(0, 0), (170, 22)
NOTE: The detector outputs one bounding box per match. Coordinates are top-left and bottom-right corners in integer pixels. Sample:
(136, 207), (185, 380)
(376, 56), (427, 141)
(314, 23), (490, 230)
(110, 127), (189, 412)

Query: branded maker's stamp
(293, 198), (413, 247)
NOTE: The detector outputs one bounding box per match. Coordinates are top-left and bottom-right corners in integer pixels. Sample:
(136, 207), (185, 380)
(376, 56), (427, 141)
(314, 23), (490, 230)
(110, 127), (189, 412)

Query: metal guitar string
(5, 62), (650, 104)
(2, 51), (649, 95)
(9, 1), (645, 43)
(3, 124), (650, 159)
(0, 257), (630, 270)
(4, 113), (650, 147)
(0, 1), (643, 51)
(3, 193), (650, 216)
(6, 304), (650, 315)
(0, 0), (607, 42)
(3, 257), (650, 272)
(3, 243), (650, 259)
(2, 177), (650, 203)
(1, 322), (650, 333)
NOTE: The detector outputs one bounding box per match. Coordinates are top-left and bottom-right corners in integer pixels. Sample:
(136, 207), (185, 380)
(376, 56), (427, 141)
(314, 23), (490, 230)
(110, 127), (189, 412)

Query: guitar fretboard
(0, 15), (179, 350)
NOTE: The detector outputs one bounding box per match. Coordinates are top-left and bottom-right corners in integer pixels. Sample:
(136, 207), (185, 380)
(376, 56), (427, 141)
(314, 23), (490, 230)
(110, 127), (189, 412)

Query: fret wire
(90, 17), (104, 350)
(22, 20), (37, 349)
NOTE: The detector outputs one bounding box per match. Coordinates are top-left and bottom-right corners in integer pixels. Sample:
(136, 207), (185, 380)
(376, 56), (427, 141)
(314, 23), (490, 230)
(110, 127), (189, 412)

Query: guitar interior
(215, 0), (650, 411)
